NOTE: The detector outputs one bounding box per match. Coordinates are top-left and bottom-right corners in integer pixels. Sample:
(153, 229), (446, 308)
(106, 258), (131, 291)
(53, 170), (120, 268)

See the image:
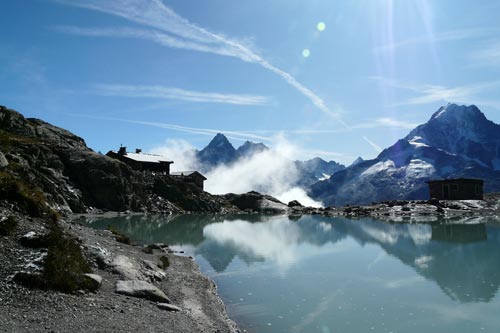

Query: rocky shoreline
(0, 210), (239, 332)
(3, 200), (500, 332)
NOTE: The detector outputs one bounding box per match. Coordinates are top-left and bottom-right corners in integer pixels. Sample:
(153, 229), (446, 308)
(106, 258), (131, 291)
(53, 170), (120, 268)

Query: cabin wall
(428, 181), (483, 200)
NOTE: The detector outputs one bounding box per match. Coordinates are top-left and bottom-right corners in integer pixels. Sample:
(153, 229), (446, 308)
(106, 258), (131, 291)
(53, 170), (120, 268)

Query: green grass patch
(158, 255), (170, 269)
(0, 216), (18, 236)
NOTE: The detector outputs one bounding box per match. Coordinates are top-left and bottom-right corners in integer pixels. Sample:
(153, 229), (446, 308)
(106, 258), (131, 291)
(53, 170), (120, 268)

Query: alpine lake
(77, 214), (500, 333)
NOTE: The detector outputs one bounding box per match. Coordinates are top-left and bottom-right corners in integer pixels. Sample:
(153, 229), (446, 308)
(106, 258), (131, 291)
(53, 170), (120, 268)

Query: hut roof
(426, 178), (483, 184)
(118, 151), (173, 164)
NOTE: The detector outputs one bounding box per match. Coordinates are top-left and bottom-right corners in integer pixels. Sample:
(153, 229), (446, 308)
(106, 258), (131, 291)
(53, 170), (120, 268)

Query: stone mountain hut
(426, 178), (483, 200)
(171, 171), (207, 191)
(106, 146), (173, 174)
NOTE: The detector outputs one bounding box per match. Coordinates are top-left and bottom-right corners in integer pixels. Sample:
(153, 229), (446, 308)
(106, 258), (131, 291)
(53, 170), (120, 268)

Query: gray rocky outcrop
(115, 280), (171, 303)
(223, 191), (289, 214)
(83, 273), (103, 290)
(157, 303), (182, 312)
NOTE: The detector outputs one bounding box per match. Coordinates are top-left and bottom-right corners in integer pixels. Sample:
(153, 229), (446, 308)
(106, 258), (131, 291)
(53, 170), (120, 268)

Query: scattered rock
(87, 245), (112, 268)
(157, 302), (181, 312)
(115, 280), (170, 303)
(19, 231), (49, 248)
(0, 151), (8, 168)
(288, 200), (303, 208)
(110, 255), (143, 281)
(83, 274), (103, 290)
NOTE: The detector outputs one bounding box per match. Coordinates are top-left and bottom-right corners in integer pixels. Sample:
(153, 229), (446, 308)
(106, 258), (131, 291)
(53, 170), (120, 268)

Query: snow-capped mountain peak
(309, 104), (500, 206)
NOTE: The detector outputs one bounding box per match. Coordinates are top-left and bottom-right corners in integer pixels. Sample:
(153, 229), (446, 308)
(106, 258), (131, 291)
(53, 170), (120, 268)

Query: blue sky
(1, 0), (500, 165)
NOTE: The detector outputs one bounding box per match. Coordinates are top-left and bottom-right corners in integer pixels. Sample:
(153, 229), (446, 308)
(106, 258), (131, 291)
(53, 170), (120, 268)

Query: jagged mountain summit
(309, 104), (500, 206)
(196, 133), (237, 170)
(406, 103), (500, 170)
(194, 133), (345, 185)
(350, 157), (364, 167)
(236, 141), (269, 159)
(294, 157), (345, 186)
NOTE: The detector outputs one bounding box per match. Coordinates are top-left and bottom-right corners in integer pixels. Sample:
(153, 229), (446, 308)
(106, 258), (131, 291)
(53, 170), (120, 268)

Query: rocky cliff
(0, 106), (240, 214)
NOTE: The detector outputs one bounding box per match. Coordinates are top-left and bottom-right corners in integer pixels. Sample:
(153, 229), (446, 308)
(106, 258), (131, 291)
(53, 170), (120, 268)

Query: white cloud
(363, 136), (383, 153)
(204, 136), (324, 207)
(92, 84), (269, 106)
(470, 40), (500, 67)
(354, 117), (418, 129)
(117, 118), (274, 142)
(149, 139), (197, 171)
(54, 0), (343, 122)
(370, 76), (500, 109)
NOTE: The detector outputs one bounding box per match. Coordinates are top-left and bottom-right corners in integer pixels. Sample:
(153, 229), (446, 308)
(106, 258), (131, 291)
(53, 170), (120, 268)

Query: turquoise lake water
(80, 214), (500, 333)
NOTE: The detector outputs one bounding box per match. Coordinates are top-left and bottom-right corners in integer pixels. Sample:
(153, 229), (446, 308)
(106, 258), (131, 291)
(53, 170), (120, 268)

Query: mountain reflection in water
(82, 214), (500, 304)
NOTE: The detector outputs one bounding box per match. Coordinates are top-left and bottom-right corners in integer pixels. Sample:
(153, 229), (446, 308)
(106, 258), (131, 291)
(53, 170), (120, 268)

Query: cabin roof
(171, 171), (207, 180)
(426, 178), (483, 184)
(113, 151), (173, 163)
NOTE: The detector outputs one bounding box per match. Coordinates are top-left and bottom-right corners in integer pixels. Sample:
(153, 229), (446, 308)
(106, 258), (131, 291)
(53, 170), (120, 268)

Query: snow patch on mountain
(361, 160), (396, 177)
(318, 173), (331, 181)
(408, 136), (429, 148)
(405, 159), (435, 178)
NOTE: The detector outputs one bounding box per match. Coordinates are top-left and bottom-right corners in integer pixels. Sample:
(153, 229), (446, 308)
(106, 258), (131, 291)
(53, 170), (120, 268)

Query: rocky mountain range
(194, 133), (345, 186)
(309, 104), (500, 206)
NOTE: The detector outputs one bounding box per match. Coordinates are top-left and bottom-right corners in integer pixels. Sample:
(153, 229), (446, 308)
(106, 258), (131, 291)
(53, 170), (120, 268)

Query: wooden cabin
(171, 171), (207, 191)
(426, 178), (483, 200)
(106, 147), (173, 174)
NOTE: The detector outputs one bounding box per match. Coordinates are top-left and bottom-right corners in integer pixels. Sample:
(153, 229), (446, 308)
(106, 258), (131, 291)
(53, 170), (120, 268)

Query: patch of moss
(0, 216), (18, 236)
(0, 171), (49, 217)
(106, 225), (133, 245)
(0, 130), (38, 153)
(158, 255), (170, 270)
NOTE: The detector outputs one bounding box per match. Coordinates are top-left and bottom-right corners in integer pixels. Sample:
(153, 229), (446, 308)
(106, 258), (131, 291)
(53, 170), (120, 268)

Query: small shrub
(42, 226), (94, 293)
(0, 216), (18, 236)
(106, 225), (133, 245)
(15, 222), (96, 293)
(158, 255), (170, 269)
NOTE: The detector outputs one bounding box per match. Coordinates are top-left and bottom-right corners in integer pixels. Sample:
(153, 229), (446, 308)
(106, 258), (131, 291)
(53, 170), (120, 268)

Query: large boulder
(224, 191), (289, 214)
(115, 280), (170, 303)
(0, 151), (8, 168)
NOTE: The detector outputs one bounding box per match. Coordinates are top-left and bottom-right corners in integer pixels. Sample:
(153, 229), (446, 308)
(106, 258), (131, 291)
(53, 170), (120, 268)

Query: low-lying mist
(151, 137), (323, 207)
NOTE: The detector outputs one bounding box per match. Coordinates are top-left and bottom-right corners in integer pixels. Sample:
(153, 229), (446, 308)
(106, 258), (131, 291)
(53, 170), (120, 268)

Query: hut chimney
(118, 146), (127, 156)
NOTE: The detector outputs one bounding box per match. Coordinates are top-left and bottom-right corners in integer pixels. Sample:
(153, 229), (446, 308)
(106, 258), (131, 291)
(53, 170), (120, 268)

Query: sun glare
(317, 22), (326, 32)
(302, 48), (311, 58)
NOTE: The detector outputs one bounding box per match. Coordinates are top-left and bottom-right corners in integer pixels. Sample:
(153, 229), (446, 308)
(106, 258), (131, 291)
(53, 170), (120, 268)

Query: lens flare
(302, 49), (311, 58)
(317, 22), (326, 32)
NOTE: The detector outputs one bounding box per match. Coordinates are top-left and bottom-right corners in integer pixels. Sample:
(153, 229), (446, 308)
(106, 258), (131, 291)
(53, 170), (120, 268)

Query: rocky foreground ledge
(0, 209), (239, 332)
